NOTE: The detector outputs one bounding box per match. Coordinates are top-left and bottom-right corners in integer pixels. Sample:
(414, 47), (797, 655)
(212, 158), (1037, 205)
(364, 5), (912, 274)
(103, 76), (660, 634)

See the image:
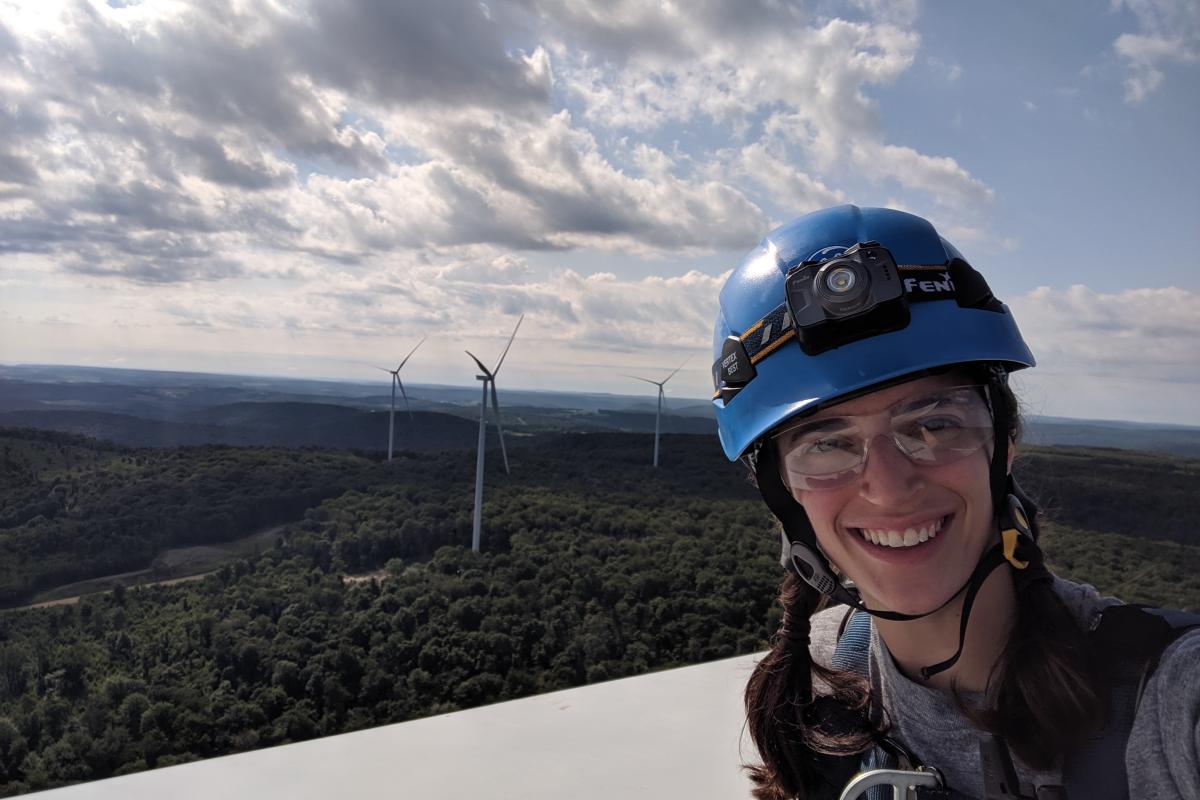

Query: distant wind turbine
(376, 336), (426, 462)
(466, 315), (523, 552)
(624, 358), (688, 468)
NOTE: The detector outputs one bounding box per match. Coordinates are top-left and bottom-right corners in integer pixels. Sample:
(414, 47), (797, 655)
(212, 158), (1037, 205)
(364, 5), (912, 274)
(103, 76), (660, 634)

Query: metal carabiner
(838, 766), (945, 800)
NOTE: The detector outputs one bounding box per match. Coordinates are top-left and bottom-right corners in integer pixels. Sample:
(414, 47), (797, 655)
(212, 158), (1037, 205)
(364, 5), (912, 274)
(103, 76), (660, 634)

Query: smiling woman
(779, 376), (1002, 620)
(710, 206), (1200, 800)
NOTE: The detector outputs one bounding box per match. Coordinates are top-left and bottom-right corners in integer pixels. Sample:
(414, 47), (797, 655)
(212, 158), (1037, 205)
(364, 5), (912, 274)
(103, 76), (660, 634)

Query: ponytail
(961, 577), (1105, 770)
(744, 573), (879, 799)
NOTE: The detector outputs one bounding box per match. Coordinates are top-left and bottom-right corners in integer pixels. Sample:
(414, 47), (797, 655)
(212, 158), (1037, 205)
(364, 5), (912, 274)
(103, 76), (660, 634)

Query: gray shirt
(808, 578), (1200, 799)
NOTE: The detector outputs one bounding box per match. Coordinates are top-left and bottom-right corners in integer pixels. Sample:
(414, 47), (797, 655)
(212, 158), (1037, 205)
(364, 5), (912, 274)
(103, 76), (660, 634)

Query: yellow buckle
(1002, 528), (1029, 570)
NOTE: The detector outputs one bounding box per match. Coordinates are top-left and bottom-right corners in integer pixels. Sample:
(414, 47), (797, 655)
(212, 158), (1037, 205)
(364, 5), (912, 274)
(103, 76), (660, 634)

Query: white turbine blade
(350, 358), (391, 372)
(622, 374), (661, 386)
(397, 376), (413, 419)
(659, 385), (668, 410)
(491, 382), (510, 474)
(466, 351), (493, 379)
(397, 335), (427, 370)
(492, 314), (524, 375)
(662, 356), (690, 384)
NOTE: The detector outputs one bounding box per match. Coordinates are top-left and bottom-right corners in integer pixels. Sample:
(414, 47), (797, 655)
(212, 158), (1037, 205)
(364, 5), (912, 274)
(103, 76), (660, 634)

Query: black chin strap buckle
(780, 533), (839, 596)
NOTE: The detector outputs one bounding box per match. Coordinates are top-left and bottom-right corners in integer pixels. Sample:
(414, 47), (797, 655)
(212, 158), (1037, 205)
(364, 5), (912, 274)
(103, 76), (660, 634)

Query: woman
(709, 206), (1200, 799)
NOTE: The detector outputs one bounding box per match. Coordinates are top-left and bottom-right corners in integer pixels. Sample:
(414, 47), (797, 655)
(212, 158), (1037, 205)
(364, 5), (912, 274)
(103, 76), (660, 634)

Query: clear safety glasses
(773, 385), (994, 491)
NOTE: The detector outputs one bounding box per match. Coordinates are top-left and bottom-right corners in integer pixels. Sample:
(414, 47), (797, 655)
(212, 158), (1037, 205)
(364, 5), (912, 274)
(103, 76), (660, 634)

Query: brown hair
(743, 378), (1107, 799)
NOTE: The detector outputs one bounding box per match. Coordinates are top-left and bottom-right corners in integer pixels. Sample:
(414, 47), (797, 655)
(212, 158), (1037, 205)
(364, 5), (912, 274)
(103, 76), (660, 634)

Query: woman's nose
(857, 434), (924, 505)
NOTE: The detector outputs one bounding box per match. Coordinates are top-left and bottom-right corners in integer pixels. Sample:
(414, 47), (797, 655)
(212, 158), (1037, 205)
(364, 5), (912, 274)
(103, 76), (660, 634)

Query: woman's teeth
(859, 517), (944, 548)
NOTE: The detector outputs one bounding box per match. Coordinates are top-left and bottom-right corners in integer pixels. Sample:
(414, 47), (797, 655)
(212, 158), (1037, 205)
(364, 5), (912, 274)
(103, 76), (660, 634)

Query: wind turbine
(624, 358), (688, 468)
(466, 314), (523, 552)
(376, 336), (426, 462)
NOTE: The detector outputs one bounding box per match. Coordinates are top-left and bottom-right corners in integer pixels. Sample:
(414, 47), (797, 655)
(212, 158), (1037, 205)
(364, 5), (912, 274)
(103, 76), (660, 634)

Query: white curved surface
(24, 652), (763, 799)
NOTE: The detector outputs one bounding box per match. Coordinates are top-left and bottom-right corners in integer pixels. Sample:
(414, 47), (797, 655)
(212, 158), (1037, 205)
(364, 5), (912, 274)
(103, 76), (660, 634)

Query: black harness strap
(1061, 605), (1200, 800)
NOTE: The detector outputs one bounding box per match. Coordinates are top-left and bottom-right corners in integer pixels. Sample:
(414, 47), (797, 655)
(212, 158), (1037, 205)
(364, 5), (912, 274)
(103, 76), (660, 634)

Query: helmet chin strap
(755, 369), (1050, 681)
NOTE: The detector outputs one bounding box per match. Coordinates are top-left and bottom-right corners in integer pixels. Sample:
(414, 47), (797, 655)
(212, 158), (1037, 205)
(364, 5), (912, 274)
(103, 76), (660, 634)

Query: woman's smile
(843, 512), (955, 566)
(787, 373), (998, 615)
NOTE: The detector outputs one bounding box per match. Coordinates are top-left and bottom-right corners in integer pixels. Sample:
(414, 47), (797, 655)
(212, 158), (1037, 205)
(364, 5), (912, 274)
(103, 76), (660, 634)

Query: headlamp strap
(712, 255), (1001, 402)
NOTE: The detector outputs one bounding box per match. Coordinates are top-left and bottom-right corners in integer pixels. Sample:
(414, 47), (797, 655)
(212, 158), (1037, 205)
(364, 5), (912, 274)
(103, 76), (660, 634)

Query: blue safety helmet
(712, 205), (1035, 461)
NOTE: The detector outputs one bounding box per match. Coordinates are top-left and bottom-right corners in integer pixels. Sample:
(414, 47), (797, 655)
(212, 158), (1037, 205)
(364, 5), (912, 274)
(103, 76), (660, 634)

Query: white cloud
(547, 5), (989, 212)
(846, 0), (920, 27)
(93, 242), (726, 354)
(1111, 0), (1200, 103)
(0, 0), (994, 281)
(437, 254), (534, 285)
(714, 142), (846, 216)
(1001, 283), (1200, 423)
(850, 143), (994, 210)
(1, 0), (786, 284)
(0, 0), (1030, 405)
(1008, 284), (1200, 382)
(926, 56), (963, 82)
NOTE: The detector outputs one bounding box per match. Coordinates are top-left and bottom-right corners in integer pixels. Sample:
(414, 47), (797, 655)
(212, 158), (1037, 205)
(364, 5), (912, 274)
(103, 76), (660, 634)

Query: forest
(0, 427), (1196, 795)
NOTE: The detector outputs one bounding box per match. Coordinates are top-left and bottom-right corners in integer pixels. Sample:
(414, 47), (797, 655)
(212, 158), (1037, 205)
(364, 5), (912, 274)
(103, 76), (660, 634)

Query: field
(17, 526), (286, 609)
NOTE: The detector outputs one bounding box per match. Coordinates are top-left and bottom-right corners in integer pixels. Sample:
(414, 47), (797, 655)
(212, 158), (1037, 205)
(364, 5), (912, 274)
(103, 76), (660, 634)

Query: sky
(0, 0), (1197, 425)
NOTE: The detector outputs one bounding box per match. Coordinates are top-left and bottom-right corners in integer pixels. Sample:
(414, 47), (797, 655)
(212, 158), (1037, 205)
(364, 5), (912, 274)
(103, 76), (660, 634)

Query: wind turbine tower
(466, 315), (523, 552)
(377, 336), (426, 462)
(625, 359), (688, 468)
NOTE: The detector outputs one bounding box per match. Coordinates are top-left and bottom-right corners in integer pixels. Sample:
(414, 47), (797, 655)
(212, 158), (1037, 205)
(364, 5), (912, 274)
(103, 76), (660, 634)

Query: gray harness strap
(832, 609), (967, 800)
(831, 604), (1200, 800)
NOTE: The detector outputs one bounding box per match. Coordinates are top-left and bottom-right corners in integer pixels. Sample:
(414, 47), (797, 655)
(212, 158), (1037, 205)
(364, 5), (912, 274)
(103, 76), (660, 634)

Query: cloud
(850, 143), (994, 210)
(282, 0), (552, 112)
(283, 110), (769, 255)
(437, 253), (534, 285)
(1008, 284), (1200, 381)
(0, 0), (1000, 359)
(2, 0), (786, 282)
(559, 13), (919, 151)
(547, 4), (990, 212)
(926, 56), (963, 82)
(66, 254), (246, 285)
(845, 0), (920, 27)
(715, 142), (846, 215)
(1111, 0), (1200, 103)
(144, 250), (727, 357)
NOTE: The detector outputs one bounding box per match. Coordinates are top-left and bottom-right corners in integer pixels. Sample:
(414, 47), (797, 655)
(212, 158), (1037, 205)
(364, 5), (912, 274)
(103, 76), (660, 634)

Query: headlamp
(711, 242), (1005, 405)
(784, 241), (909, 355)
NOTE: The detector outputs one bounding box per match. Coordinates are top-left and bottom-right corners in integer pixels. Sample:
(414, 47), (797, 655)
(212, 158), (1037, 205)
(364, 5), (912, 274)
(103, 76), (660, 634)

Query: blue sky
(0, 0), (1197, 424)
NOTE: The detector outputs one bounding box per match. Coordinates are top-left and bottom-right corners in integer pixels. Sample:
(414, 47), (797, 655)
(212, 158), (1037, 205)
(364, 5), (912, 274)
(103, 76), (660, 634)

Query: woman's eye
(918, 416), (963, 433)
(805, 437), (852, 453)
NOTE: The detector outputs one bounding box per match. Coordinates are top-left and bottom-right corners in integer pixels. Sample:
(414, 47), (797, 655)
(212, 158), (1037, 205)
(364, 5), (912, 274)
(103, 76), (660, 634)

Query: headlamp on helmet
(785, 241), (909, 356)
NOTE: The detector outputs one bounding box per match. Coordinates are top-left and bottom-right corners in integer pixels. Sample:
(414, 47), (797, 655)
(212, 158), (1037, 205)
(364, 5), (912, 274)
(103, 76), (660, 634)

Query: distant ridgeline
(0, 427), (1197, 795)
(5, 372), (1195, 456)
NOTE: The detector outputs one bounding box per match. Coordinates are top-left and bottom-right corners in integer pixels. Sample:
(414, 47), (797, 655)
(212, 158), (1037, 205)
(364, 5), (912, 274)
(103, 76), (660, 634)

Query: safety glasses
(773, 385), (994, 491)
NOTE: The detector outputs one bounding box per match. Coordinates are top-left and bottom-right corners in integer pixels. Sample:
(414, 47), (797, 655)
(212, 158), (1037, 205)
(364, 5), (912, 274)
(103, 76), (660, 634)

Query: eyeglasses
(773, 385), (994, 491)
